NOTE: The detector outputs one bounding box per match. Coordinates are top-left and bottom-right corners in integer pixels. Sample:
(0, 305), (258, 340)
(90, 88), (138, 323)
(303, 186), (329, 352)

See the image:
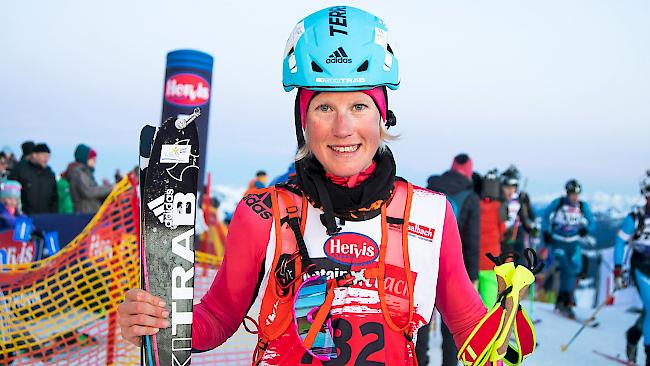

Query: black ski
(139, 125), (157, 364)
(140, 109), (201, 366)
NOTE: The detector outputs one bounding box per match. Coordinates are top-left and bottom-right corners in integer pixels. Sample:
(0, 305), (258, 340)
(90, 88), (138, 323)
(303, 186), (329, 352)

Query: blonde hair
(294, 121), (399, 161)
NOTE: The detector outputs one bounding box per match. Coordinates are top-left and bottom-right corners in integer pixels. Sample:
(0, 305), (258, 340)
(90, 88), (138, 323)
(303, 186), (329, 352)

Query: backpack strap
(277, 189), (311, 268)
(378, 180), (415, 335)
(448, 190), (472, 220)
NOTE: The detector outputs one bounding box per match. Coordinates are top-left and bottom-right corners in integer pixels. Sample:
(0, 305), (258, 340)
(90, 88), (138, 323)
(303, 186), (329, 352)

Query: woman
(119, 6), (536, 365)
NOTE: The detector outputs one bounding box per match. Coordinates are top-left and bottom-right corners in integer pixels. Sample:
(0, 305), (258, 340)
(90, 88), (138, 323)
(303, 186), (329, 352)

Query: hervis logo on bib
(323, 232), (379, 265)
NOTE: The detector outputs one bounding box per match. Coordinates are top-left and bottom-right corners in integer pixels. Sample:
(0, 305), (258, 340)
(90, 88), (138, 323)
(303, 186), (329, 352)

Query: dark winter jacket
(427, 170), (480, 281)
(8, 160), (58, 215)
(67, 164), (113, 213)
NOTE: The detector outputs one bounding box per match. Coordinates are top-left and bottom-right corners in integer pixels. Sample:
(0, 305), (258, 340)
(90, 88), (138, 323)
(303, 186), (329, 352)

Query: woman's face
(305, 91), (381, 177)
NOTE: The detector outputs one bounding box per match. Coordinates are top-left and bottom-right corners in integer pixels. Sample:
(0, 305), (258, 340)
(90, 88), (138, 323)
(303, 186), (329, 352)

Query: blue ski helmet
(282, 6), (399, 92)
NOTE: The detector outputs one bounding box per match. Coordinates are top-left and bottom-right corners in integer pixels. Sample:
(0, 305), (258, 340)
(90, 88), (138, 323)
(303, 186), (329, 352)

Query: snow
(425, 299), (645, 365)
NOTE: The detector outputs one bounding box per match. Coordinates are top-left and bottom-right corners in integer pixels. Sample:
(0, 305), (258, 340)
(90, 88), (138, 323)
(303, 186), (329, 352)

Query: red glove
(614, 266), (625, 289)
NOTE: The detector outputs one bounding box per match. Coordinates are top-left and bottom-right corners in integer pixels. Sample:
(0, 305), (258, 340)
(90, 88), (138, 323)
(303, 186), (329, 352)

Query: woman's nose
(332, 112), (353, 137)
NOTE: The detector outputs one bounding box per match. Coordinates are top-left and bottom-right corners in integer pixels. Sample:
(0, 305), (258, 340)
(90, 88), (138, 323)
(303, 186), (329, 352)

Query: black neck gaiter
(291, 147), (397, 234)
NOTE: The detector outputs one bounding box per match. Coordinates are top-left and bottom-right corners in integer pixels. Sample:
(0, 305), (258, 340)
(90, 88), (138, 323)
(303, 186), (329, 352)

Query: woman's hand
(117, 289), (170, 346)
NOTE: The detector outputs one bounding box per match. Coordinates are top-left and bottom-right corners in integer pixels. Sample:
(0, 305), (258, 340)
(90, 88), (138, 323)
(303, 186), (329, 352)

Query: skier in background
(478, 170), (507, 307)
(542, 179), (596, 319)
(614, 171), (650, 365)
(500, 165), (538, 262)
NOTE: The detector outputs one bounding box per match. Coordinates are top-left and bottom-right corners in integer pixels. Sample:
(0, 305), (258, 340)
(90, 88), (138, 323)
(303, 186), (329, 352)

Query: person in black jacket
(500, 166), (539, 263)
(417, 153), (480, 366)
(8, 143), (58, 215)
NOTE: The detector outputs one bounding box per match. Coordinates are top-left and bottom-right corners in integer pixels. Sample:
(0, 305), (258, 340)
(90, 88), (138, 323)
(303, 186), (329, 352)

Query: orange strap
(377, 182), (415, 333)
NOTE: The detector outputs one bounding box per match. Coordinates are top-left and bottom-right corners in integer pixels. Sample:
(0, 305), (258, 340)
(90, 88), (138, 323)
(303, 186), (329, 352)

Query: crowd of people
(0, 140), (114, 235)
(417, 153), (605, 365)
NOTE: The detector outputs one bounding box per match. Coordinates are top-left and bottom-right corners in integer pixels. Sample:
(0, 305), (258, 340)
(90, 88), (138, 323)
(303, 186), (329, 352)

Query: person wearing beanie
(7, 141), (34, 183)
(67, 144), (113, 213)
(20, 141), (35, 161)
(8, 142), (57, 215)
(419, 153), (481, 366)
(0, 180), (26, 231)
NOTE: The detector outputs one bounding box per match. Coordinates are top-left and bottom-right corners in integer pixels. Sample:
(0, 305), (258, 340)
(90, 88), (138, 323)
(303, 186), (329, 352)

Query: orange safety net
(0, 176), (257, 365)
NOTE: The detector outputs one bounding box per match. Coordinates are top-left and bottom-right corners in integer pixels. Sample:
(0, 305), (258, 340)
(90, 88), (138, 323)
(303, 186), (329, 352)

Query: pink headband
(298, 87), (387, 129)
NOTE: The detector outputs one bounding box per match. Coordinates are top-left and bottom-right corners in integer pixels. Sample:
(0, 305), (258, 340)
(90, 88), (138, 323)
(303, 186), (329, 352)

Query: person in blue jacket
(542, 179), (596, 318)
(614, 171), (650, 365)
(0, 180), (25, 231)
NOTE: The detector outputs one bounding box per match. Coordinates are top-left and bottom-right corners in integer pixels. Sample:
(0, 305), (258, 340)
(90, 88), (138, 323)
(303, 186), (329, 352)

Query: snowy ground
(8, 300), (646, 365)
(426, 301), (644, 366)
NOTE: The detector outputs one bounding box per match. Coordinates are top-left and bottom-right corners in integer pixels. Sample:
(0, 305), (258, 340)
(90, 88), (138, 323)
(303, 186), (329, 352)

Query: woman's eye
(353, 104), (367, 111)
(317, 105), (331, 112)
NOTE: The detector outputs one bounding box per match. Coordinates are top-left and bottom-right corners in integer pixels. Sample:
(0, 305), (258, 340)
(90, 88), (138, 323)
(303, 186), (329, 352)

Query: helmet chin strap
(294, 93), (307, 148)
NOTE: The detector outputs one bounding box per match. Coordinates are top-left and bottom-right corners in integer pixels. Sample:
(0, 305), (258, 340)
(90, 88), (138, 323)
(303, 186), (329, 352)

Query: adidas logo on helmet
(326, 47), (352, 64)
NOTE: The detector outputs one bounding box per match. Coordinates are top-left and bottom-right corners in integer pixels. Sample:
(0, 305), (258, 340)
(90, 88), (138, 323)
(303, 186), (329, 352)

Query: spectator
(8, 143), (58, 214)
(0, 180), (25, 231)
(419, 153), (480, 366)
(19, 141), (35, 162)
(114, 168), (123, 183)
(7, 141), (34, 181)
(248, 170), (267, 190)
(57, 169), (74, 214)
(0, 152), (8, 180)
(68, 144), (113, 213)
(1, 146), (17, 172)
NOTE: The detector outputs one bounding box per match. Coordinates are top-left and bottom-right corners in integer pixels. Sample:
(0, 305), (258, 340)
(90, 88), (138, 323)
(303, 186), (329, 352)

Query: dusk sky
(2, 0), (648, 197)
